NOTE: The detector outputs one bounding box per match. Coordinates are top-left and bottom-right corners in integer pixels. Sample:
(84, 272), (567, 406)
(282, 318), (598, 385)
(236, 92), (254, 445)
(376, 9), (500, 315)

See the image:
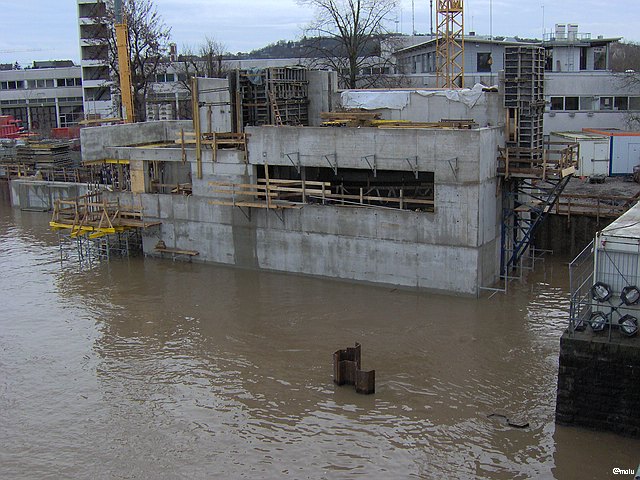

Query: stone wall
(556, 330), (640, 438)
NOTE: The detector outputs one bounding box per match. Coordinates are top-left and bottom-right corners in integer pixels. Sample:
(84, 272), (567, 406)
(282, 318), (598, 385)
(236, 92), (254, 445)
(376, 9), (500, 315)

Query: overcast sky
(1, 0), (639, 67)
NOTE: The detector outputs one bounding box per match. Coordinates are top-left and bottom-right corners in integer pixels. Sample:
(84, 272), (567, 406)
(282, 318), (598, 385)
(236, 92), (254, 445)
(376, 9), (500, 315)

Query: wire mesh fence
(569, 235), (640, 340)
(569, 240), (594, 334)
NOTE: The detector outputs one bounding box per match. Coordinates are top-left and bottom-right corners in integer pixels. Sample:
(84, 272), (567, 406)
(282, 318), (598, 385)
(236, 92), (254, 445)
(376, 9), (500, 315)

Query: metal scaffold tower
(436, 0), (465, 88)
(57, 228), (143, 268)
(498, 45), (578, 279)
(50, 191), (160, 269)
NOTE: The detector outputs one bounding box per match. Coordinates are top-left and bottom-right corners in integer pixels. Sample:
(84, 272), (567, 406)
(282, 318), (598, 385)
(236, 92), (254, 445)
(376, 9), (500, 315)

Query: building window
(594, 47), (606, 70)
(59, 105), (84, 127)
(565, 97), (579, 111)
(477, 53), (492, 73)
(630, 97), (640, 111)
(1, 80), (22, 90)
(57, 78), (82, 87)
(600, 96), (613, 110)
(27, 79), (55, 89)
(550, 97), (564, 111)
(615, 97), (629, 111)
(154, 73), (177, 83)
(580, 96), (595, 110)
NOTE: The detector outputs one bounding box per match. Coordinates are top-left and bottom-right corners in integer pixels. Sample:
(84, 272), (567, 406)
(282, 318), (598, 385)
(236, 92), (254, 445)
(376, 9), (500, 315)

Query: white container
(583, 128), (640, 175)
(551, 131), (610, 176)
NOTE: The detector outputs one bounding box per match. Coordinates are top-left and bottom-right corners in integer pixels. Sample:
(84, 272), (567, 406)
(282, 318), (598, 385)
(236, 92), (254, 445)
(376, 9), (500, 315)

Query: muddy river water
(1, 191), (639, 479)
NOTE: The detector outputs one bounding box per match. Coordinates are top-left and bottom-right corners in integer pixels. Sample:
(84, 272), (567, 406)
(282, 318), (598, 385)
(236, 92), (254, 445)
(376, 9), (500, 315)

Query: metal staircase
(501, 173), (573, 277)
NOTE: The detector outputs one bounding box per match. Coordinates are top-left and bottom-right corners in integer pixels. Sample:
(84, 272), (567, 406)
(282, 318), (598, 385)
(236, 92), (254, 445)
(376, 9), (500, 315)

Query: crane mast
(435, 0), (465, 88)
(114, 0), (135, 122)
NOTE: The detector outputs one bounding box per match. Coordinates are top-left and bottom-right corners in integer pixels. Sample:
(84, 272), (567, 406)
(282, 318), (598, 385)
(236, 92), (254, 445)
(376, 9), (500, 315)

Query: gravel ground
(563, 175), (640, 198)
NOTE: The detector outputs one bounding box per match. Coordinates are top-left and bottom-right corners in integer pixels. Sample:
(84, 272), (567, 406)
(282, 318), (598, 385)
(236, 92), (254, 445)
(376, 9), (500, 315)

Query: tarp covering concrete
(415, 83), (488, 108)
(341, 83), (492, 111)
(340, 91), (411, 110)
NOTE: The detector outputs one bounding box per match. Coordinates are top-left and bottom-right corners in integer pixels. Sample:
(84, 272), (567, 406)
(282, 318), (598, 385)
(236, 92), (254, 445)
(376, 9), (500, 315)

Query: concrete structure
(338, 84), (503, 126)
(0, 63), (84, 132)
(77, 81), (505, 296)
(9, 180), (90, 211)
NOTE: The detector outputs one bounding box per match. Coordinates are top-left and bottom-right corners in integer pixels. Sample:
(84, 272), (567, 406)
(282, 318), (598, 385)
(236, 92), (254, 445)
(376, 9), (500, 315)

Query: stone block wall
(556, 330), (640, 438)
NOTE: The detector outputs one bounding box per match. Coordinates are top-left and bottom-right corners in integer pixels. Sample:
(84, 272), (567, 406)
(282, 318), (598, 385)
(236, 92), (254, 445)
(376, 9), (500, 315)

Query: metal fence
(569, 240), (594, 334)
(570, 236), (640, 340)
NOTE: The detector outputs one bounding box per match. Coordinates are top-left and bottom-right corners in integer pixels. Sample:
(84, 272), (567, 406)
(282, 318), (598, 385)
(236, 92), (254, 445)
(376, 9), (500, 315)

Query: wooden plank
(155, 247), (199, 256)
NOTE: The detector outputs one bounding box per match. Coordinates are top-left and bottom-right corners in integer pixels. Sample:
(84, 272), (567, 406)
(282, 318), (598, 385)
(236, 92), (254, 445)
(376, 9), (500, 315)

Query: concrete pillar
(130, 160), (147, 193)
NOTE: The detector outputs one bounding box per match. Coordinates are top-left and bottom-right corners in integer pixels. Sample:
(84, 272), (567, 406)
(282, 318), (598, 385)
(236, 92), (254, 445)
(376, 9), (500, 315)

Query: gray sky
(1, 0), (639, 67)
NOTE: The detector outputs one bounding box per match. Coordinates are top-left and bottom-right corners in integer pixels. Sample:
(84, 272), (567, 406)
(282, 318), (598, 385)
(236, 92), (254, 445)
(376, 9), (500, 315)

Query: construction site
(6, 41), (583, 298)
(8, 0), (640, 299)
(5, 2), (640, 473)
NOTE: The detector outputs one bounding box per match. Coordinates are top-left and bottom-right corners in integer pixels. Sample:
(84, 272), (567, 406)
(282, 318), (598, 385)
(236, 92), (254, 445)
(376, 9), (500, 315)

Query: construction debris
(320, 111), (478, 129)
(16, 140), (73, 170)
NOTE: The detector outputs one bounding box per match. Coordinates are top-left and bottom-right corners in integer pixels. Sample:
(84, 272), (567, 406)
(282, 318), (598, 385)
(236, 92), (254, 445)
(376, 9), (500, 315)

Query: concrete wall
(308, 70), (338, 126)
(81, 120), (192, 162)
(112, 125), (503, 296)
(197, 78), (232, 133)
(556, 330), (640, 438)
(9, 180), (90, 211)
(246, 125), (502, 180)
(127, 193), (488, 294)
(336, 90), (504, 127)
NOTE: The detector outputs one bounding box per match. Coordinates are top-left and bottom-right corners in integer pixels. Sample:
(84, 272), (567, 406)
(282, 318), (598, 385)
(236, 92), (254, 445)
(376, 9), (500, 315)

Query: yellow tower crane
(114, 0), (135, 123)
(435, 0), (465, 89)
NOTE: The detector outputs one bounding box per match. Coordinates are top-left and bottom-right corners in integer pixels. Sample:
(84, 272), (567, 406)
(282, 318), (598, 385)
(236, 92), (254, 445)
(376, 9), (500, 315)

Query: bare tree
(91, 0), (171, 121)
(610, 42), (640, 129)
(200, 37), (228, 79)
(176, 37), (228, 93)
(297, 0), (397, 89)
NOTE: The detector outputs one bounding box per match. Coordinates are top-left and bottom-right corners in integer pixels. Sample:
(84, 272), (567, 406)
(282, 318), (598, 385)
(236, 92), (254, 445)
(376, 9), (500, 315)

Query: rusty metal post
(333, 343), (374, 394)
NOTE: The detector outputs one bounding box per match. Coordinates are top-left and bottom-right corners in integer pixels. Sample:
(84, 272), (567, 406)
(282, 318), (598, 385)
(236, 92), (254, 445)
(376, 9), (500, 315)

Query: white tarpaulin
(340, 91), (411, 110)
(415, 83), (489, 108)
(340, 83), (494, 111)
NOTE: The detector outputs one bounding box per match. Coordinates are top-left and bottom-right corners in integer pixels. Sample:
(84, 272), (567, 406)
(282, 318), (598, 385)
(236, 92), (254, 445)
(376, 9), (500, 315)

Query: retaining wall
(556, 330), (640, 438)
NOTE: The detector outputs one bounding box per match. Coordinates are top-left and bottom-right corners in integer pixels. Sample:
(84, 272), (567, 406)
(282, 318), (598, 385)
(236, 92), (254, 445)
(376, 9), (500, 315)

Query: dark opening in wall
(258, 165), (435, 212)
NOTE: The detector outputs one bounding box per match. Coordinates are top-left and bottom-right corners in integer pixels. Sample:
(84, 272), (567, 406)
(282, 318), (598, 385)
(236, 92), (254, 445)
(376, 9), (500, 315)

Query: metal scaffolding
(499, 45), (577, 279)
(57, 228), (143, 268)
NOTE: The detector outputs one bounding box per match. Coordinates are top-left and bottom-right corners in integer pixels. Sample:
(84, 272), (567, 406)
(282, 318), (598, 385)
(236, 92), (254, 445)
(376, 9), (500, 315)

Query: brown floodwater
(0, 187), (639, 479)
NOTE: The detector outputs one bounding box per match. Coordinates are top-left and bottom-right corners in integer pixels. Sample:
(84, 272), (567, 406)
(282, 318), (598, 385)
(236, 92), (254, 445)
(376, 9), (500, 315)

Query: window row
(1, 96), (82, 105)
(0, 78), (83, 90)
(548, 96), (640, 112)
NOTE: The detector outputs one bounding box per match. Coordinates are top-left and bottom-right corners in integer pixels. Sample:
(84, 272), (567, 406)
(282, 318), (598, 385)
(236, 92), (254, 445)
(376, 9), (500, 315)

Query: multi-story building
(0, 61), (84, 132)
(393, 25), (639, 135)
(77, 0), (113, 118)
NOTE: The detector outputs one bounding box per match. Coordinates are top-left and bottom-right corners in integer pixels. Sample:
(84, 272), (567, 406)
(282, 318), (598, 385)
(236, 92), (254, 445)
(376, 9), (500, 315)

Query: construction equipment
(0, 115), (28, 139)
(114, 0), (135, 123)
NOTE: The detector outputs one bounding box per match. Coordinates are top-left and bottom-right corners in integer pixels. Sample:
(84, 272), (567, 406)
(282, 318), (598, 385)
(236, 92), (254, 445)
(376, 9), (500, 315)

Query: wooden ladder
(268, 90), (283, 126)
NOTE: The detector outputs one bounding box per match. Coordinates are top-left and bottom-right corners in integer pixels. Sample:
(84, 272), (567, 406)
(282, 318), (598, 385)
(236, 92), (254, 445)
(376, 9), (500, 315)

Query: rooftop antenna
(430, 0), (434, 36)
(541, 4), (545, 39)
(412, 0), (416, 35)
(490, 0), (493, 40)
